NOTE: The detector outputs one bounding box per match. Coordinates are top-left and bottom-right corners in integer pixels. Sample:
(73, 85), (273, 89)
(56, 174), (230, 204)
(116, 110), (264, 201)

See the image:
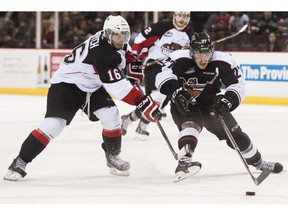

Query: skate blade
(134, 133), (148, 141)
(3, 170), (23, 181)
(173, 165), (201, 183)
(109, 167), (130, 177)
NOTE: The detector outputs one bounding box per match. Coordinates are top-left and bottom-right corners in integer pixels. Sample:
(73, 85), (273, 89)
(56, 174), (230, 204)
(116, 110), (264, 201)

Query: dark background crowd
(1, 11), (288, 52)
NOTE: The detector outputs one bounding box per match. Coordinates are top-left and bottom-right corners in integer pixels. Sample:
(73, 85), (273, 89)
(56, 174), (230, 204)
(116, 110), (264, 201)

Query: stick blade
(254, 169), (270, 186)
(239, 24), (248, 33)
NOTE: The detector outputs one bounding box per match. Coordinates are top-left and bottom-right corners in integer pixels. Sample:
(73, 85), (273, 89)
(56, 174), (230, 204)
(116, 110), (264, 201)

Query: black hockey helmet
(190, 32), (214, 53)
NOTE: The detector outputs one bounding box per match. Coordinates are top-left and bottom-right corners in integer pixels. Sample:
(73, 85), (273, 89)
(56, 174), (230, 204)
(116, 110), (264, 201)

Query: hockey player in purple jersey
(4, 15), (161, 181)
(155, 32), (283, 181)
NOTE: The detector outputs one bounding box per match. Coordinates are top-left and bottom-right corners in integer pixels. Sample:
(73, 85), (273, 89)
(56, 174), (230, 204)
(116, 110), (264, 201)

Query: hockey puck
(245, 191), (255, 196)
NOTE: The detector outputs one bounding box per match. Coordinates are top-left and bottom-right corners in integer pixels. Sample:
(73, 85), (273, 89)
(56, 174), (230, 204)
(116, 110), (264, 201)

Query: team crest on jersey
(182, 77), (206, 99)
(187, 77), (197, 85)
(161, 42), (183, 56)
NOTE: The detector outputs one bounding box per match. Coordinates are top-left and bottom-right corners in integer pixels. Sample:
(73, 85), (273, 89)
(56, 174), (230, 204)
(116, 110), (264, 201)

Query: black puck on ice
(246, 191), (255, 196)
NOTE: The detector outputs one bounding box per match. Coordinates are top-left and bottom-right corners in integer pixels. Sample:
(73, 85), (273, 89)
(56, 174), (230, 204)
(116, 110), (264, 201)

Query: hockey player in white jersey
(121, 12), (193, 140)
(155, 32), (283, 182)
(4, 15), (161, 181)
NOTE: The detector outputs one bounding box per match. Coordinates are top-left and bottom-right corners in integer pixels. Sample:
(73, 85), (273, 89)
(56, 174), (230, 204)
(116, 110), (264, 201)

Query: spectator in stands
(59, 14), (72, 45)
(94, 18), (104, 32)
(42, 20), (55, 48)
(204, 12), (218, 33)
(283, 39), (288, 52)
(228, 12), (249, 33)
(264, 32), (282, 52)
(0, 32), (19, 47)
(190, 12), (211, 32)
(13, 20), (34, 48)
(277, 18), (288, 36)
(250, 12), (279, 35)
(211, 12), (231, 38)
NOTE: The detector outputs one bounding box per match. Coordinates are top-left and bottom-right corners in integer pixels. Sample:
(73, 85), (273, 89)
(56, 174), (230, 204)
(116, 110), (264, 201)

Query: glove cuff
(224, 91), (239, 111)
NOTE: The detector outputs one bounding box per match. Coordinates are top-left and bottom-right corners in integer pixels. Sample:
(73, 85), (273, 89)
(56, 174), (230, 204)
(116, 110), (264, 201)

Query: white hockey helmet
(103, 15), (131, 48)
(173, 11), (190, 31)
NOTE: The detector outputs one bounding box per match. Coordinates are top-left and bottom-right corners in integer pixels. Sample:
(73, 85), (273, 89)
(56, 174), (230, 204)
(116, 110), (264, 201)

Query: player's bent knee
(38, 117), (67, 140)
(226, 132), (251, 151)
(181, 121), (202, 132)
(94, 106), (121, 130)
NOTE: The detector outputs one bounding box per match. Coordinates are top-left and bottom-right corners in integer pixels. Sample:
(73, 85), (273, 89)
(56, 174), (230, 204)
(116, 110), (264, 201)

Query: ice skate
(174, 155), (202, 183)
(105, 153), (130, 176)
(135, 126), (149, 140)
(256, 160), (283, 173)
(4, 157), (27, 181)
(135, 120), (149, 141)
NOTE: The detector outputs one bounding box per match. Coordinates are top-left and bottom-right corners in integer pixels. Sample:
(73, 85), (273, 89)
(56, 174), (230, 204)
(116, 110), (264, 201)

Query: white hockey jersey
(132, 20), (193, 63)
(50, 30), (142, 105)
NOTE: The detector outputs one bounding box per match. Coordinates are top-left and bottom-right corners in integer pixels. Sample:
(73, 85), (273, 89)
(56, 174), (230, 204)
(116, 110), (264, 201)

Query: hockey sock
(18, 129), (50, 163)
(130, 109), (142, 121)
(178, 127), (199, 155)
(242, 147), (262, 165)
(102, 128), (122, 155)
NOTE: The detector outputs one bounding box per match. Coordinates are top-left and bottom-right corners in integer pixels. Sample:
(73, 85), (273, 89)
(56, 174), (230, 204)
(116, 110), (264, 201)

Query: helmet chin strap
(104, 34), (114, 48)
(107, 34), (112, 45)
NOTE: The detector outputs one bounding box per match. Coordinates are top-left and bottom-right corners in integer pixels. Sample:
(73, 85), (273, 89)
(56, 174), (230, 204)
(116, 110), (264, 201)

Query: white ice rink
(0, 94), (288, 215)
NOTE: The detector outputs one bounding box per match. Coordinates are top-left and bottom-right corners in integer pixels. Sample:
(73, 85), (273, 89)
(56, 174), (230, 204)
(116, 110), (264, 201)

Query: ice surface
(0, 94), (287, 215)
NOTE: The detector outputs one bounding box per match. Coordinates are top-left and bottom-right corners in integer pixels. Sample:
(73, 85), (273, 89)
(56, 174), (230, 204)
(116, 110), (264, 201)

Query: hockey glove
(171, 87), (193, 116)
(126, 61), (144, 85)
(136, 95), (162, 122)
(210, 95), (232, 118)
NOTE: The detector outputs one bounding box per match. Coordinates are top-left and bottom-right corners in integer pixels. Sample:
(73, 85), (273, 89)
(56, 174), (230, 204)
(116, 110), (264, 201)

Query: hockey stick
(145, 25), (248, 68)
(213, 24), (248, 44)
(218, 115), (270, 186)
(154, 119), (178, 160)
(135, 82), (178, 160)
(143, 57), (167, 67)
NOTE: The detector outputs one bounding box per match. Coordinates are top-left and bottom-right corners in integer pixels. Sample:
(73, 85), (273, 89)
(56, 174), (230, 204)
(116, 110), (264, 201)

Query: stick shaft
(135, 82), (178, 160)
(213, 24), (248, 44)
(219, 115), (270, 185)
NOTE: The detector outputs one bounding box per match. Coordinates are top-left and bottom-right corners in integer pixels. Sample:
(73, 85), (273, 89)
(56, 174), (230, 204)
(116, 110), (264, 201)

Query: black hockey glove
(210, 95), (232, 119)
(171, 87), (193, 116)
(136, 95), (162, 122)
(126, 61), (144, 85)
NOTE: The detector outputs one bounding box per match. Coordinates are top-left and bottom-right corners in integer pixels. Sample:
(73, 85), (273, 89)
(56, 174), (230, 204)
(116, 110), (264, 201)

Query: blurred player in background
(121, 11), (194, 140)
